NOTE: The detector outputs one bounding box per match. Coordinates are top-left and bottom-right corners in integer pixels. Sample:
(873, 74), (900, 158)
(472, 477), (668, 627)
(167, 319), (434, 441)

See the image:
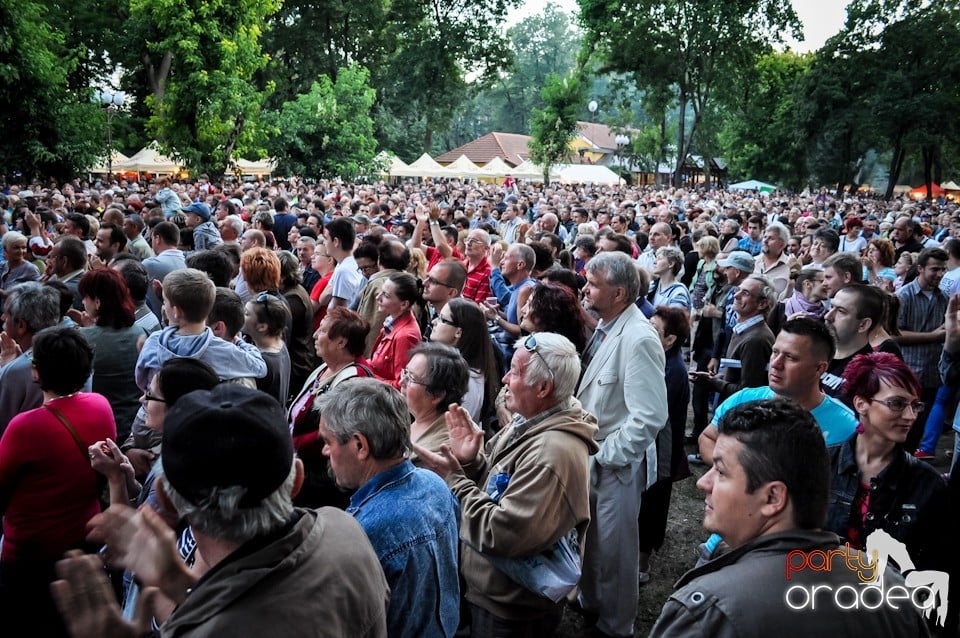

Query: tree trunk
(923, 145), (934, 201)
(885, 137), (906, 201)
(423, 127), (433, 156)
(673, 86), (687, 188)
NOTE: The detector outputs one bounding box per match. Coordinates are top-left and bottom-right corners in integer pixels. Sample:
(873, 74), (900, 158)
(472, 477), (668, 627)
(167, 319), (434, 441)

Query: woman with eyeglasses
(429, 298), (499, 425)
(369, 272), (423, 389)
(308, 237), (336, 331)
(401, 343), (469, 468)
(825, 352), (947, 571)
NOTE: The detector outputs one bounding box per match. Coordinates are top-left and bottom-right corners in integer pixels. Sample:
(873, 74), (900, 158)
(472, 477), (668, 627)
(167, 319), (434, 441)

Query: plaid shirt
(897, 279), (949, 387)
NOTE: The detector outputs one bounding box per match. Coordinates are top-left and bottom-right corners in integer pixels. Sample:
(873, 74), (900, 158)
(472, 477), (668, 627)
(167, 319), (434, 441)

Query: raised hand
(945, 294), (960, 353)
(444, 403), (484, 465)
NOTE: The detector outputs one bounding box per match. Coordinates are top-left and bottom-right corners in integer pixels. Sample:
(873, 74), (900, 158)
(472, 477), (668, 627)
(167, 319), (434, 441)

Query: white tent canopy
(478, 156), (515, 177)
(511, 159), (551, 180)
(375, 152), (408, 177)
(942, 180), (960, 191)
(554, 164), (621, 185)
(444, 154), (482, 178)
(231, 158), (275, 176)
(728, 179), (776, 193)
(391, 153), (453, 178)
(88, 150), (130, 174)
(115, 142), (180, 174)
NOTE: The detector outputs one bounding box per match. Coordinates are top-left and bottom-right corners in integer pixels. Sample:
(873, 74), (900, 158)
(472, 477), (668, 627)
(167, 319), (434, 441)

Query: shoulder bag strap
(44, 404), (91, 464)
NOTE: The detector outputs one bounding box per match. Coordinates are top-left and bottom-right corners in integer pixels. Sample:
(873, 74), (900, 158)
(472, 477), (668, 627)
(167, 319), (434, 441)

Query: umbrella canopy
(443, 154), (482, 178)
(391, 153), (452, 178)
(728, 179), (776, 193)
(909, 183), (944, 197)
(88, 150), (130, 174)
(115, 142), (181, 174)
(478, 156), (514, 177)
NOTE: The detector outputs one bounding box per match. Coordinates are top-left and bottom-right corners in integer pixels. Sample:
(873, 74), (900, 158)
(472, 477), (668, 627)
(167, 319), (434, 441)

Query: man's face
(821, 266), (846, 299)
(761, 230), (784, 258)
(502, 206), (516, 222)
(318, 417), (363, 490)
(918, 258), (947, 290)
(94, 228), (117, 261)
(464, 231), (488, 261)
(500, 247), (523, 277)
(768, 332), (825, 399)
(297, 239), (314, 266)
(64, 220), (82, 238)
(45, 246), (62, 276)
(732, 277), (765, 319)
(891, 219), (910, 243)
(862, 219), (877, 237)
(583, 267), (622, 316)
(824, 289), (865, 347)
(355, 256), (378, 279)
(240, 234), (257, 251)
(696, 434), (771, 549)
(610, 217), (624, 233)
(748, 223), (761, 240)
(722, 265), (746, 286)
(648, 224), (671, 249)
(502, 347), (539, 419)
(185, 213), (202, 229)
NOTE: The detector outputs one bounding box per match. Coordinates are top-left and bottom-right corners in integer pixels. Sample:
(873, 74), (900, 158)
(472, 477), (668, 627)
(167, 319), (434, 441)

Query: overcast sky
(508, 0), (849, 53)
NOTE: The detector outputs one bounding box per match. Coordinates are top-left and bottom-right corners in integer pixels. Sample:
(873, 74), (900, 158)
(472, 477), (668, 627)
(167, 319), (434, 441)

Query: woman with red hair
(78, 267), (149, 442)
(825, 352), (947, 572)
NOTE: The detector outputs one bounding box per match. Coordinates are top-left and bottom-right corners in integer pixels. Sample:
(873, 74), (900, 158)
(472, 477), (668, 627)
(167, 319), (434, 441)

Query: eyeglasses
(465, 237), (486, 246)
(869, 397), (925, 414)
(357, 263), (378, 274)
(523, 335), (555, 382)
(425, 275), (455, 289)
(142, 393), (166, 404)
(435, 314), (458, 327)
(400, 368), (428, 386)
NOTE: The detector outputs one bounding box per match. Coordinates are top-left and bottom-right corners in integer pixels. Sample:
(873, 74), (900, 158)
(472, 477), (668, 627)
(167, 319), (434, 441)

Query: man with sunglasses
(576, 251), (669, 638)
(415, 332), (598, 636)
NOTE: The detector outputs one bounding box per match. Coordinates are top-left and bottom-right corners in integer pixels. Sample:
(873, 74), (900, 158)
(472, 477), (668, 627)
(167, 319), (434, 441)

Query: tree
(265, 64), (378, 179)
(122, 0), (281, 179)
(579, 0), (801, 186)
(0, 0), (103, 181)
(529, 73), (587, 182)
(719, 51), (810, 189)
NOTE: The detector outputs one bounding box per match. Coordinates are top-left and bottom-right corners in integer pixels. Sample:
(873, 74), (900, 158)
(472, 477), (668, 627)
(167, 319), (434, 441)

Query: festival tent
(909, 183), (945, 198)
(510, 159), (552, 180)
(942, 181), (960, 191)
(443, 154), (482, 178)
(390, 153), (453, 178)
(728, 179), (776, 193)
(88, 150), (130, 174)
(115, 142), (181, 174)
(376, 152), (408, 177)
(478, 156), (515, 178)
(554, 164), (622, 185)
(231, 158), (275, 177)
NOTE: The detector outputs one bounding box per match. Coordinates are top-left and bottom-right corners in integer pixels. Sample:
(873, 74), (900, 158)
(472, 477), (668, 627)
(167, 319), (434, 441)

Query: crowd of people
(0, 175), (958, 637)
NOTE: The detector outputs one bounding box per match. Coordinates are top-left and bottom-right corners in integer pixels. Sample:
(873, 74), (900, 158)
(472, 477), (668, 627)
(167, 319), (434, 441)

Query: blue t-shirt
(712, 386), (857, 446)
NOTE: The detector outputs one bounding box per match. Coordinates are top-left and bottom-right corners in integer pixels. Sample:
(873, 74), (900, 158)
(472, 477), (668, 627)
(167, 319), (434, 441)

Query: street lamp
(96, 89), (124, 180)
(588, 100), (598, 122)
(615, 134), (629, 184)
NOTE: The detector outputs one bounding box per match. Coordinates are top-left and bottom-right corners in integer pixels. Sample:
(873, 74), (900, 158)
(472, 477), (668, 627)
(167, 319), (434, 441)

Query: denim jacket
(349, 460), (460, 638)
(825, 435), (948, 571)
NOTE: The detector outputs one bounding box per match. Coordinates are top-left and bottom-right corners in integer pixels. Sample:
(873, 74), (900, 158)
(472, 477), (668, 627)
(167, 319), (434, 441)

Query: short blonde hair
(696, 235), (720, 259)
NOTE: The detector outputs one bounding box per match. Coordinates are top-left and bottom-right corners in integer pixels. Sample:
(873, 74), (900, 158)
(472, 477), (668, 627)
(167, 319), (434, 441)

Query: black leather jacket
(826, 435), (948, 572)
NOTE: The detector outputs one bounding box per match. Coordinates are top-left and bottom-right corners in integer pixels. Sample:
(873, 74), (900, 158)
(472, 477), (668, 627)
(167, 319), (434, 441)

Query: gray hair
(766, 221), (791, 243)
(586, 251), (641, 302)
(655, 245), (685, 275)
(157, 458), (296, 544)
(523, 332), (580, 402)
(5, 282), (60, 333)
(297, 235), (316, 247)
(745, 274), (778, 311)
(510, 243), (536, 273)
(222, 214), (245, 237)
(321, 378), (410, 459)
(408, 342), (468, 413)
(2, 230), (27, 251)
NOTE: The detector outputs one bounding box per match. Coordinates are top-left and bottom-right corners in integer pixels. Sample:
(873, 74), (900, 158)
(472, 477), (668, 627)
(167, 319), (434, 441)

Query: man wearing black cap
(52, 384), (389, 637)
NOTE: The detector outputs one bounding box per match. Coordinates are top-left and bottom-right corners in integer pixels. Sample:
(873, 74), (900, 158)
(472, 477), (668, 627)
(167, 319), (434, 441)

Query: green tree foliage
(265, 64), (378, 179)
(0, 0), (102, 180)
(719, 51), (810, 189)
(529, 73), (588, 181)
(124, 0), (280, 179)
(579, 0), (801, 186)
(40, 0), (126, 92)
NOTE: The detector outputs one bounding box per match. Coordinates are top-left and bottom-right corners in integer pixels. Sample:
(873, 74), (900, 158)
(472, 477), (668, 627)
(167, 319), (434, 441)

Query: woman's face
(242, 301), (261, 338)
(142, 375), (167, 432)
(3, 238), (27, 265)
(803, 274), (826, 301)
(867, 244), (879, 262)
(787, 238), (801, 255)
(314, 316), (340, 362)
(520, 296), (537, 333)
(400, 353), (439, 415)
(650, 315), (674, 352)
(895, 255), (911, 276)
(430, 305), (460, 346)
(653, 253), (671, 276)
(376, 280), (406, 317)
(855, 380), (921, 446)
(82, 295), (100, 320)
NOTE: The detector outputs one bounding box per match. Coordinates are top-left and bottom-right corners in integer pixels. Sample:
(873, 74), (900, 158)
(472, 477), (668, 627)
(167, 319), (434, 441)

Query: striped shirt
(896, 279), (948, 387)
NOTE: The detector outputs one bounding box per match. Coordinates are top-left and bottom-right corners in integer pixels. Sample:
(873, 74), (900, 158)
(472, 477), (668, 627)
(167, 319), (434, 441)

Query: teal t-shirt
(711, 385), (857, 446)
